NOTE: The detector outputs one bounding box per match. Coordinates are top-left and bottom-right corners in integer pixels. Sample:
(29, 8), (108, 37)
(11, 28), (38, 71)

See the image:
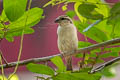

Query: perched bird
(55, 15), (78, 71)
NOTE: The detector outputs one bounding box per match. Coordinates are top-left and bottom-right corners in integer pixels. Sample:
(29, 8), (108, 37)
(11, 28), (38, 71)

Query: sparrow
(55, 15), (78, 71)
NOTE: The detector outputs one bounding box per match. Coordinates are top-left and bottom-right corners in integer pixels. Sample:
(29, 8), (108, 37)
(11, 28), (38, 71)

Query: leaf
(78, 41), (93, 48)
(110, 2), (120, 14)
(79, 68), (91, 72)
(53, 73), (78, 80)
(96, 58), (104, 63)
(107, 13), (120, 25)
(104, 47), (120, 52)
(66, 10), (76, 18)
(101, 67), (116, 77)
(74, 2), (87, 22)
(26, 63), (54, 76)
(43, 0), (55, 7)
(107, 2), (120, 25)
(71, 72), (101, 80)
(93, 20), (112, 39)
(108, 22), (120, 38)
(3, 0), (28, 22)
(0, 75), (7, 80)
(74, 21), (108, 42)
(0, 10), (8, 22)
(76, 53), (83, 58)
(78, 3), (103, 20)
(53, 72), (101, 80)
(5, 7), (43, 41)
(0, 30), (4, 39)
(89, 53), (97, 57)
(5, 27), (34, 42)
(9, 74), (19, 80)
(24, 27), (34, 34)
(51, 56), (66, 73)
(5, 35), (14, 42)
(62, 5), (67, 11)
(100, 52), (119, 58)
(91, 48), (101, 53)
(9, 7), (43, 28)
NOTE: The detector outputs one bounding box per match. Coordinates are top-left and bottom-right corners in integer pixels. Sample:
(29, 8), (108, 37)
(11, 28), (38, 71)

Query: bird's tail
(65, 56), (72, 71)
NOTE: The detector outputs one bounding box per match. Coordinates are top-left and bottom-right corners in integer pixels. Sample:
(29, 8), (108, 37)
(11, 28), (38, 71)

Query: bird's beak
(54, 18), (60, 23)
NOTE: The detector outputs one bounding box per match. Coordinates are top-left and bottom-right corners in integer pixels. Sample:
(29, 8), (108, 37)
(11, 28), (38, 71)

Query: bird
(54, 15), (78, 71)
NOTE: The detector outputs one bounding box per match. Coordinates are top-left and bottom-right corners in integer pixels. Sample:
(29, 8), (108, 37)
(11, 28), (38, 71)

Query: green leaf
(76, 53), (83, 58)
(5, 7), (43, 40)
(24, 28), (34, 34)
(51, 56), (66, 73)
(91, 48), (101, 53)
(78, 41), (93, 48)
(104, 47), (120, 52)
(107, 14), (120, 25)
(110, 22), (120, 38)
(101, 67), (116, 77)
(0, 30), (4, 39)
(71, 72), (101, 80)
(107, 2), (120, 25)
(79, 68), (91, 72)
(93, 20), (112, 39)
(74, 2), (87, 22)
(66, 10), (76, 18)
(110, 2), (120, 14)
(5, 35), (14, 42)
(53, 73), (77, 80)
(43, 0), (55, 7)
(26, 63), (54, 76)
(89, 53), (97, 57)
(3, 0), (28, 22)
(62, 5), (67, 11)
(96, 58), (104, 63)
(78, 3), (103, 20)
(0, 10), (8, 22)
(5, 27), (34, 42)
(9, 7), (43, 28)
(100, 52), (119, 58)
(0, 75), (7, 80)
(53, 72), (101, 80)
(74, 21), (108, 42)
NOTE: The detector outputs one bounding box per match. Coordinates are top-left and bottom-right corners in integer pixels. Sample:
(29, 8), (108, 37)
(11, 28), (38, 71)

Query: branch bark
(1, 38), (120, 69)
(90, 57), (120, 73)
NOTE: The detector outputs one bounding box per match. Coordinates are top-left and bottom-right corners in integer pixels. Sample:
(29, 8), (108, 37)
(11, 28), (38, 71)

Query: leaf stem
(8, 0), (32, 79)
(0, 51), (5, 80)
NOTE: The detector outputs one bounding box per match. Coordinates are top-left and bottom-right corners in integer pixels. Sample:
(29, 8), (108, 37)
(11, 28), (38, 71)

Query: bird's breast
(57, 25), (78, 52)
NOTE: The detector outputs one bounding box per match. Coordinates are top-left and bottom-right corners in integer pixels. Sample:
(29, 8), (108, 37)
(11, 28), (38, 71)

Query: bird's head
(54, 15), (73, 26)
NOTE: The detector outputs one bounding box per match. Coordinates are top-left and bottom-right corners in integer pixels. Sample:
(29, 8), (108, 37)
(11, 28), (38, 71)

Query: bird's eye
(61, 18), (65, 20)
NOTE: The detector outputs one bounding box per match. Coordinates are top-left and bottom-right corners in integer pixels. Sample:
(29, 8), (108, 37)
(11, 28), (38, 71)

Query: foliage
(0, 0), (43, 42)
(0, 74), (19, 80)
(27, 63), (55, 76)
(26, 56), (102, 80)
(1, 0), (120, 80)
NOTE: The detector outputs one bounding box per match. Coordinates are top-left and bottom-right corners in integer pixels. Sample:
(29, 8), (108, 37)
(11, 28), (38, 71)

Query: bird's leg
(61, 52), (72, 71)
(65, 55), (72, 71)
(79, 52), (86, 70)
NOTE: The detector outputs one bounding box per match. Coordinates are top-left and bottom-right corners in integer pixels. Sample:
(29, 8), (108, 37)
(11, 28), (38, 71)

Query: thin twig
(79, 52), (85, 69)
(90, 57), (120, 73)
(83, 19), (102, 32)
(0, 53), (5, 80)
(0, 51), (8, 65)
(8, 0), (32, 80)
(0, 38), (119, 69)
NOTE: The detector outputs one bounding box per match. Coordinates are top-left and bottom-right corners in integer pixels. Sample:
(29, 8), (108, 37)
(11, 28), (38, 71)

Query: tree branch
(0, 38), (120, 69)
(83, 19), (102, 32)
(89, 57), (120, 73)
